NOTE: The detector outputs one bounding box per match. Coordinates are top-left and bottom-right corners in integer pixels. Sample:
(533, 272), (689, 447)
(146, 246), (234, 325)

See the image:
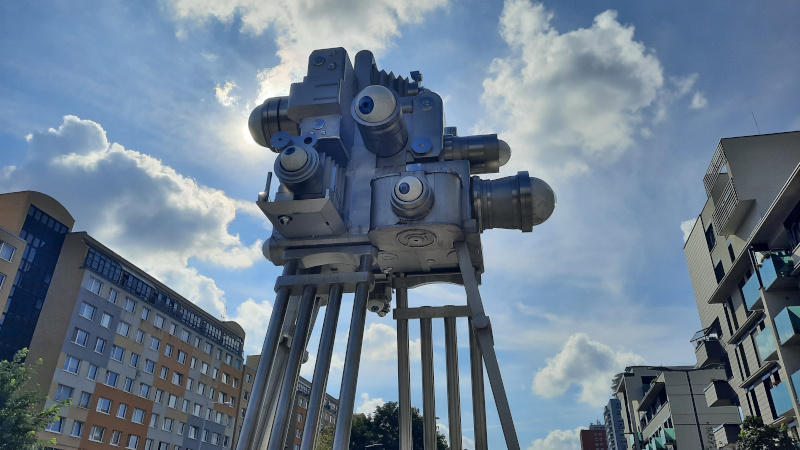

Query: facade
(580, 423), (608, 450)
(612, 365), (740, 450)
(604, 398), (626, 450)
(683, 131), (800, 447)
(0, 191), (247, 450)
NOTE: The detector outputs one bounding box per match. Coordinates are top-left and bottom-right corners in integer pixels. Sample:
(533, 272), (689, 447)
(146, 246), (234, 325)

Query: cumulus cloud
(482, 0), (695, 177)
(680, 217), (698, 243)
(527, 427), (584, 450)
(356, 392), (385, 415)
(215, 81), (240, 108)
(228, 298), (273, 354)
(165, 0), (449, 104)
(532, 333), (643, 406)
(690, 91), (708, 109)
(0, 115), (263, 315)
(362, 322), (421, 362)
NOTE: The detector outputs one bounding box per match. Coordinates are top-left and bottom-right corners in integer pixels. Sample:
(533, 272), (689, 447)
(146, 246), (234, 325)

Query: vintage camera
(250, 48), (555, 293)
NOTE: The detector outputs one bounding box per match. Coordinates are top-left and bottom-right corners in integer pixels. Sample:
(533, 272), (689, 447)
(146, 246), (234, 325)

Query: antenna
(751, 112), (761, 135)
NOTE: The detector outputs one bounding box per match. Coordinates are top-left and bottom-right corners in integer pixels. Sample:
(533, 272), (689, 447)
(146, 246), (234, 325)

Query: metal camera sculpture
(236, 48), (555, 450)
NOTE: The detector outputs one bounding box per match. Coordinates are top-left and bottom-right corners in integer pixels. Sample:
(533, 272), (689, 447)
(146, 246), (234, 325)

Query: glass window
(89, 425), (105, 442)
(0, 241), (16, 261)
(190, 357), (197, 369)
(212, 367), (218, 379)
(54, 384), (73, 401)
(132, 408), (146, 424)
(193, 403), (202, 416)
(144, 359), (155, 374)
(96, 397), (112, 414)
(154, 389), (164, 403)
(72, 328), (89, 347)
(70, 420), (84, 438)
(233, 377), (238, 388)
(117, 403), (128, 419)
(154, 315), (165, 329)
(86, 363), (98, 380)
(177, 422), (185, 435)
(149, 336), (160, 351)
(108, 289), (118, 304)
(130, 352), (140, 368)
(165, 344), (174, 357)
(88, 277), (102, 295)
(215, 348), (222, 360)
(135, 329), (145, 344)
(139, 383), (151, 398)
(104, 371), (118, 387)
(45, 416), (64, 433)
(110, 429), (122, 446)
(94, 337), (106, 354)
(177, 350), (187, 364)
(126, 434), (140, 449)
(163, 417), (174, 432)
(188, 425), (198, 439)
(204, 342), (212, 354)
(180, 329), (190, 342)
(149, 413), (159, 428)
(100, 312), (113, 328)
(182, 399), (190, 412)
(225, 353), (233, 365)
(172, 371), (183, 386)
(78, 391), (91, 408)
(193, 336), (201, 348)
(222, 372), (230, 384)
(159, 366), (169, 379)
(117, 321), (130, 338)
(141, 307), (150, 321)
(79, 302), (96, 320)
(124, 297), (136, 312)
(186, 378), (194, 390)
(167, 393), (178, 408)
(124, 377), (134, 393)
(110, 345), (124, 361)
(201, 362), (209, 374)
(169, 323), (178, 335)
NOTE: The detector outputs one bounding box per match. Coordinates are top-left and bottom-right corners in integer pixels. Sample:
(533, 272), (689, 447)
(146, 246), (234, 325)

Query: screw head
(327, 62), (337, 70)
(278, 215), (292, 225)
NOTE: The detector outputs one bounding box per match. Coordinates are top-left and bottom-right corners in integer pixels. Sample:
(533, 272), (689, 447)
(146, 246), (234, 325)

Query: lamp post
(199, 399), (234, 450)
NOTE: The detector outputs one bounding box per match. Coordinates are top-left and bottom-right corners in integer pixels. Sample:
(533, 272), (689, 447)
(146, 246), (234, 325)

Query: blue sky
(2, 1), (799, 448)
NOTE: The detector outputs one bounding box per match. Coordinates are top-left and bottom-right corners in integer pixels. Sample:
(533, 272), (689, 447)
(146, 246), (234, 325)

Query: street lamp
(199, 399), (234, 450)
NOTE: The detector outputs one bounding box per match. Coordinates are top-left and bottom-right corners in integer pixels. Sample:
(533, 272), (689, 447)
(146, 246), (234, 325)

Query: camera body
(251, 48), (555, 295)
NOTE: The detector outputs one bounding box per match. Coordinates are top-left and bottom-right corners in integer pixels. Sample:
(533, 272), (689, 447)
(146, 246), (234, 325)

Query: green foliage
(316, 401), (449, 450)
(0, 348), (70, 450)
(736, 415), (797, 450)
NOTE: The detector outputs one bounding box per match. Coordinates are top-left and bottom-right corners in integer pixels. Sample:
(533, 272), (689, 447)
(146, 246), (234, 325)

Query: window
(88, 277), (103, 295)
(94, 337), (106, 354)
(705, 222), (717, 251)
(145, 439), (154, 450)
(215, 348), (222, 360)
(103, 369), (117, 387)
(124, 297), (136, 312)
(141, 307), (150, 321)
(0, 241), (16, 261)
(202, 429), (209, 442)
(100, 312), (113, 328)
(72, 328), (89, 347)
(87, 363), (98, 380)
(222, 372), (230, 384)
(71, 420), (84, 438)
(177, 350), (187, 364)
(154, 389), (164, 403)
(78, 391), (91, 408)
(165, 344), (174, 357)
(132, 407), (146, 424)
(117, 321), (130, 338)
(201, 362), (209, 375)
(212, 432), (220, 445)
(197, 382), (206, 395)
(0, 272), (4, 289)
(130, 352), (140, 368)
(160, 366), (169, 379)
(89, 425), (106, 442)
(79, 302), (96, 320)
(139, 383), (151, 398)
(108, 289), (118, 304)
(244, 390), (249, 400)
(144, 359), (156, 373)
(180, 329), (190, 342)
(246, 373), (251, 384)
(177, 422), (185, 435)
(204, 342), (212, 354)
(45, 416), (64, 433)
(182, 399), (190, 413)
(186, 377), (194, 390)
(62, 355), (80, 374)
(714, 260), (725, 283)
(149, 413), (159, 428)
(163, 417), (174, 432)
(124, 377), (134, 393)
(110, 345), (124, 361)
(194, 336), (201, 348)
(169, 322), (178, 335)
(225, 353), (232, 365)
(233, 377), (238, 388)
(54, 384), (73, 401)
(126, 434), (140, 449)
(135, 329), (145, 344)
(110, 429), (122, 446)
(167, 393), (178, 408)
(188, 425), (198, 439)
(193, 403), (202, 416)
(172, 371), (183, 386)
(297, 413), (303, 422)
(212, 367), (218, 379)
(117, 403), (128, 419)
(190, 357), (197, 369)
(97, 397), (112, 414)
(154, 315), (165, 329)
(149, 336), (161, 351)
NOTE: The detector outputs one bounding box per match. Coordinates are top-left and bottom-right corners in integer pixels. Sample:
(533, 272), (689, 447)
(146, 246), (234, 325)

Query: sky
(1, 1), (799, 449)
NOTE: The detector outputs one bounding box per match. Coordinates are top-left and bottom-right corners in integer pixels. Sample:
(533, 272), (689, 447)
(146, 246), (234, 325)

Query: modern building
(604, 398), (626, 450)
(683, 131), (800, 447)
(0, 191), (247, 450)
(612, 365), (740, 450)
(580, 422), (608, 450)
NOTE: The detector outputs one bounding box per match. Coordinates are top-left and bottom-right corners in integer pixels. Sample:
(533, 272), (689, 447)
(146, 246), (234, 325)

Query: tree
(736, 415), (797, 450)
(0, 348), (70, 449)
(317, 401), (449, 450)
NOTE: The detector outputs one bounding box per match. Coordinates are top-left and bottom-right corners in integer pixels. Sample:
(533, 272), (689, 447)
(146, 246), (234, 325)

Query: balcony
(774, 306), (800, 345)
(770, 379), (795, 419)
(714, 423), (740, 449)
(695, 337), (726, 367)
(742, 273), (764, 310)
(756, 251), (796, 291)
(755, 326), (778, 362)
(790, 370), (800, 405)
(712, 177), (755, 236)
(705, 379), (736, 407)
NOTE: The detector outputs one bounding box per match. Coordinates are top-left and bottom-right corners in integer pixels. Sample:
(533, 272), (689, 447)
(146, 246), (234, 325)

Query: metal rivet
(327, 62), (337, 70)
(312, 119), (325, 129)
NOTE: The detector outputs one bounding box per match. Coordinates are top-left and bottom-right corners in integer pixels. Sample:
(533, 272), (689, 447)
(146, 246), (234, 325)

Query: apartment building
(0, 191), (247, 450)
(580, 422), (608, 450)
(683, 131), (800, 448)
(604, 398), (626, 450)
(612, 366), (740, 450)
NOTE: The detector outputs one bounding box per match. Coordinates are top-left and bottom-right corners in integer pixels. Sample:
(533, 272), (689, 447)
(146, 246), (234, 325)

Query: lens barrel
(471, 172), (556, 232)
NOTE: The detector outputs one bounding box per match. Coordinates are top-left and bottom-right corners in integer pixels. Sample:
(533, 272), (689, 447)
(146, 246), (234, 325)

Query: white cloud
(482, 1), (674, 177)
(228, 298), (273, 354)
(527, 427), (584, 450)
(532, 333), (643, 406)
(215, 81), (240, 108)
(362, 322), (421, 362)
(0, 115), (263, 315)
(165, 0), (450, 104)
(680, 217), (698, 243)
(691, 91), (708, 109)
(356, 392), (385, 415)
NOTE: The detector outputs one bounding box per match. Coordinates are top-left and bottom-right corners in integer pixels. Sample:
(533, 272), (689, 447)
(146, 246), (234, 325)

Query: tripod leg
(268, 283), (319, 450)
(396, 287), (412, 450)
(444, 317), (462, 450)
(468, 318), (488, 450)
(420, 317), (437, 450)
(455, 241), (521, 450)
(301, 283), (344, 450)
(237, 260), (299, 450)
(333, 254), (374, 449)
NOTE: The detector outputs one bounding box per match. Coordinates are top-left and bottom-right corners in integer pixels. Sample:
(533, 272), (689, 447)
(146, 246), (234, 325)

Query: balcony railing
(790, 369), (800, 406)
(775, 306), (800, 346)
(755, 326), (778, 362)
(770, 380), (795, 418)
(756, 251), (795, 290)
(703, 142), (726, 196)
(742, 272), (763, 310)
(695, 337), (725, 367)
